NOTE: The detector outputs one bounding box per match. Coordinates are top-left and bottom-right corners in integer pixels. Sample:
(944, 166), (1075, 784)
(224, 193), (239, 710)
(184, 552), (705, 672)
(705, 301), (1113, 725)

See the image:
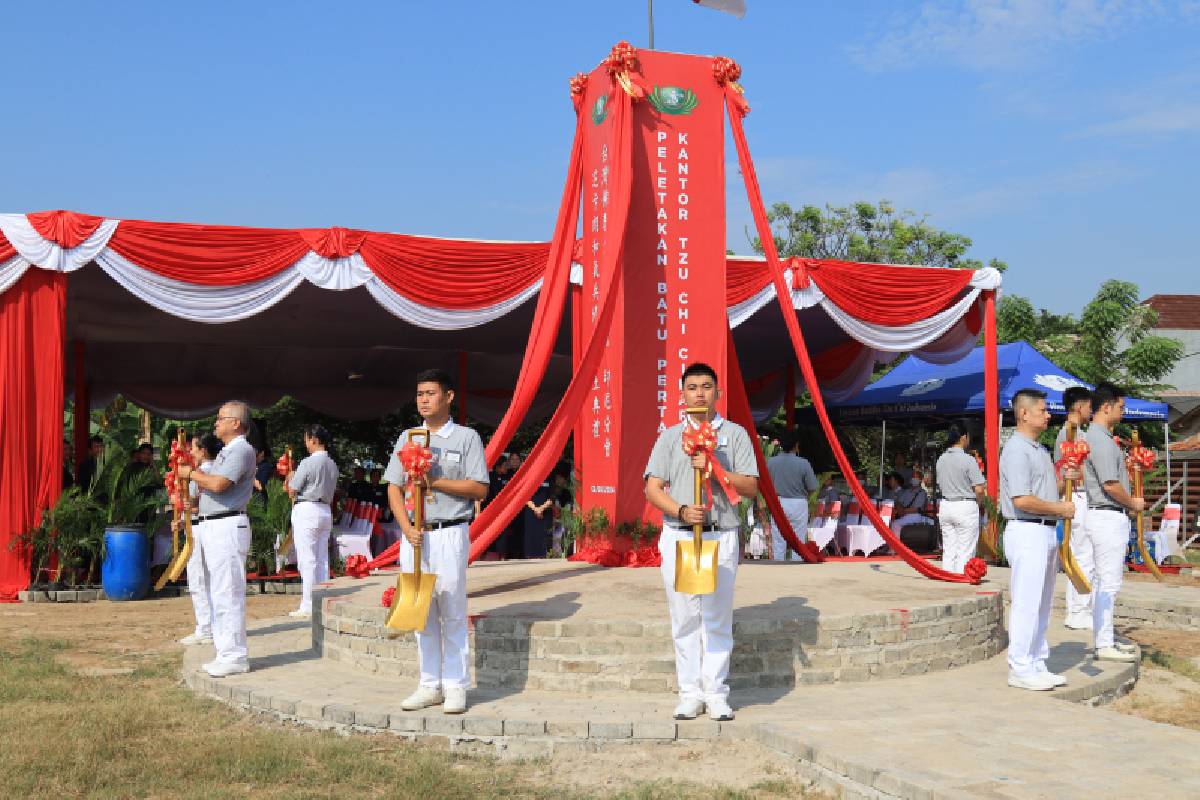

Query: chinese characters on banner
(577, 51), (727, 524)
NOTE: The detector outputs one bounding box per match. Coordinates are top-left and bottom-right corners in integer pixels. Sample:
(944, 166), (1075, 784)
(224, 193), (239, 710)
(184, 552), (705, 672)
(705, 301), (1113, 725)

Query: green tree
(750, 200), (1007, 272)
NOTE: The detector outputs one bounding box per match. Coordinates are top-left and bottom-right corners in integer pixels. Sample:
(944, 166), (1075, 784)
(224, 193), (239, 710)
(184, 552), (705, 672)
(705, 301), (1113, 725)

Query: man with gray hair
(178, 400), (258, 677)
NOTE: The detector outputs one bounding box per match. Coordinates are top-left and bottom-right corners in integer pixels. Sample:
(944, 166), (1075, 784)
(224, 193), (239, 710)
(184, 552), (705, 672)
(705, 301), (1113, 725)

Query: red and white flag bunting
(693, 0), (746, 18)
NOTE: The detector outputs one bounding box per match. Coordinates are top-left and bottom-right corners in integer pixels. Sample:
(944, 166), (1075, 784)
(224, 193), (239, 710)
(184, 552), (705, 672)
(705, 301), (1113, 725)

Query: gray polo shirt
(644, 416), (758, 530)
(936, 447), (984, 501)
(383, 419), (488, 523)
(188, 460), (213, 503)
(766, 453), (817, 499)
(289, 450), (339, 504)
(1053, 423), (1088, 463)
(198, 435), (256, 516)
(1083, 422), (1129, 510)
(999, 431), (1060, 521)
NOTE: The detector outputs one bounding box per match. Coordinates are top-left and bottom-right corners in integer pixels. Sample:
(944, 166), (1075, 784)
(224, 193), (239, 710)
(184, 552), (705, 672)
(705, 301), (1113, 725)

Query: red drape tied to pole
(481, 103), (587, 467)
(983, 290), (1001, 551)
(722, 84), (978, 585)
(803, 259), (974, 326)
(725, 327), (822, 563)
(28, 210), (105, 248)
(0, 270), (66, 601)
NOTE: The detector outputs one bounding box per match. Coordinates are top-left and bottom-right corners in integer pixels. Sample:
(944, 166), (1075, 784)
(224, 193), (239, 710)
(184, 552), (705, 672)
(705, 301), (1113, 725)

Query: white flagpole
(648, 0), (655, 49)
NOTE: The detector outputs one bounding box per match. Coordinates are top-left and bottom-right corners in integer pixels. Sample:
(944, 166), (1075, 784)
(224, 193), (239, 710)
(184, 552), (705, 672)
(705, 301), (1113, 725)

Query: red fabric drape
(726, 256), (776, 305)
(725, 326), (822, 563)
(0, 270), (66, 601)
(359, 233), (549, 310)
(28, 210), (105, 248)
(0, 233), (14, 262)
(725, 88), (976, 584)
(805, 258), (974, 326)
(481, 109), (586, 466)
(107, 220), (312, 284)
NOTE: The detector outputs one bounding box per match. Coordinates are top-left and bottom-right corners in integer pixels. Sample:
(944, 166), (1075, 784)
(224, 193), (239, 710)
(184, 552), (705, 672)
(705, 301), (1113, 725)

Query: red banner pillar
(576, 50), (728, 524)
(571, 279), (584, 480)
(983, 290), (1000, 525)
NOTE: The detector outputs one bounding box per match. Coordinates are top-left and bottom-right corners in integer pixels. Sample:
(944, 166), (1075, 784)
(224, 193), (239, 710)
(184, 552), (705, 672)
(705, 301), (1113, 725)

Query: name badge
(719, 437), (728, 447)
(446, 450), (462, 464)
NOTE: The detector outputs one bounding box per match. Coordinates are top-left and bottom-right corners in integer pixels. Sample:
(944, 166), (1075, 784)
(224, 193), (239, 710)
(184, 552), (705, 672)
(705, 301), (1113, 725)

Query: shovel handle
(693, 465), (703, 558)
(407, 428), (430, 580)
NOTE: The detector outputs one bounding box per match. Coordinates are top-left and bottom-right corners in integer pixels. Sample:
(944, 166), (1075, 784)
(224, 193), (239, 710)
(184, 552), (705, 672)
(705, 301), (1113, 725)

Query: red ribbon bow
(275, 452), (292, 477)
(345, 554), (370, 579)
(568, 72), (588, 108)
(964, 557), (988, 582)
(604, 41), (638, 77)
(712, 55), (750, 115)
(681, 421), (740, 506)
(399, 441), (434, 481)
(1056, 439), (1090, 473)
(166, 439), (194, 514)
(380, 586), (395, 608)
(1126, 446), (1156, 473)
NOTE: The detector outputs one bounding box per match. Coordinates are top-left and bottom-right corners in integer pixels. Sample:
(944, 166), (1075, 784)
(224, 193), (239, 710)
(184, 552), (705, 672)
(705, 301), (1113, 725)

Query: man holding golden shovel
(384, 368), (489, 715)
(645, 363), (759, 722)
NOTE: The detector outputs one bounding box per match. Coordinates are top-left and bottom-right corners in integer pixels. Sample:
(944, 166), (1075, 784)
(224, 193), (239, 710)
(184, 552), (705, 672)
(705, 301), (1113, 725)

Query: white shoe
(1063, 615), (1093, 630)
(178, 632), (213, 645)
(443, 686), (467, 714)
(400, 686), (444, 711)
(1114, 640), (1138, 654)
(1095, 646), (1138, 662)
(204, 660), (250, 678)
(1008, 672), (1057, 691)
(707, 698), (734, 721)
(673, 698), (705, 720)
(288, 610), (312, 619)
(1040, 671), (1068, 687)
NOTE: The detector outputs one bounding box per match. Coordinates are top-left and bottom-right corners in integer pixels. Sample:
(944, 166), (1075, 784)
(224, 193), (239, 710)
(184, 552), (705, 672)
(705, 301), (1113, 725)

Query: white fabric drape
(0, 213), (118, 272)
(0, 255), (30, 294)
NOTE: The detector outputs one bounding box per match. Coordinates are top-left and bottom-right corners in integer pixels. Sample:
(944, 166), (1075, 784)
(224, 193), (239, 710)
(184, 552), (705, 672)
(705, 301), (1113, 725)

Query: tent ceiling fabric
(2, 210), (999, 422)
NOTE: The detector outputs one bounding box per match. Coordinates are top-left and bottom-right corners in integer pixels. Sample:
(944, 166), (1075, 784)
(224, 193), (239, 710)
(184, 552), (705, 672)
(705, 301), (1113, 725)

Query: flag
(692, 0), (746, 18)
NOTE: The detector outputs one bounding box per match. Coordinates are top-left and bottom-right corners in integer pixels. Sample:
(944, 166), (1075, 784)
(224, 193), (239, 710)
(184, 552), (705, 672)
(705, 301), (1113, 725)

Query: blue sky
(1, 1), (1196, 315)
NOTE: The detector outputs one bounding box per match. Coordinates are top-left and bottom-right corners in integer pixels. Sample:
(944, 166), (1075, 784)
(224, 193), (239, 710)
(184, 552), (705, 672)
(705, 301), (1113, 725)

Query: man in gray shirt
(1055, 386), (1095, 630)
(385, 369), (489, 716)
(1081, 382), (1143, 663)
(286, 424), (340, 619)
(999, 389), (1076, 692)
(766, 430), (817, 560)
(645, 363), (759, 723)
(177, 400), (258, 677)
(935, 420), (985, 574)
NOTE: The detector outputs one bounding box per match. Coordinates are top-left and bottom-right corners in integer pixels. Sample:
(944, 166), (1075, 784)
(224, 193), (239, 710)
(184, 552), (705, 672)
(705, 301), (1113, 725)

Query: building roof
(1144, 294), (1200, 330)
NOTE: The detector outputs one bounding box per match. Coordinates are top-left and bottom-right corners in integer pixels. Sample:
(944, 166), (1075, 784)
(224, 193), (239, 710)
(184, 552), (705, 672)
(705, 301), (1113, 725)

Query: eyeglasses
(215, 416), (237, 423)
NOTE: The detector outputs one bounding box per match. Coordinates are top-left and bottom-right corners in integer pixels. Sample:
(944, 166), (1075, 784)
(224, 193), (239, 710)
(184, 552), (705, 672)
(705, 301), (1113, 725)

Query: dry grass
(0, 595), (818, 800)
(1113, 626), (1200, 732)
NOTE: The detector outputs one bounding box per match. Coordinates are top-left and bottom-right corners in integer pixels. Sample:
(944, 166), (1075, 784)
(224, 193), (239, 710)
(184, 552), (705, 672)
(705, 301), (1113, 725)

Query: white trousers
(938, 500), (980, 574)
(292, 501), (332, 614)
(185, 519), (214, 638)
(658, 526), (740, 703)
(195, 515), (251, 665)
(1004, 520), (1059, 677)
(774, 498), (809, 560)
(1086, 509), (1130, 649)
(399, 523), (470, 690)
(1064, 492), (1094, 620)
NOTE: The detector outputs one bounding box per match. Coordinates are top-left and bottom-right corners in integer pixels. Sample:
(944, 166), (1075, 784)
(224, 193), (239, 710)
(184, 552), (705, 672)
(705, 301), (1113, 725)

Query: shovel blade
(674, 539), (718, 595)
(385, 572), (437, 632)
(154, 537), (194, 591)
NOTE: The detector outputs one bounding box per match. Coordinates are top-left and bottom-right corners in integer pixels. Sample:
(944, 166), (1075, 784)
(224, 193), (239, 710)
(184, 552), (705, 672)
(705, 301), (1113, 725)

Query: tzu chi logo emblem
(648, 85), (699, 115)
(1034, 374), (1085, 392)
(591, 94), (608, 125)
(901, 378), (945, 396)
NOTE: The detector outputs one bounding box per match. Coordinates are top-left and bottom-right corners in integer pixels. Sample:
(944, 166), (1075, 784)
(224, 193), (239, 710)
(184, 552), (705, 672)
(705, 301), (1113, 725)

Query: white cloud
(851, 1), (1190, 71)
(1074, 66), (1200, 137)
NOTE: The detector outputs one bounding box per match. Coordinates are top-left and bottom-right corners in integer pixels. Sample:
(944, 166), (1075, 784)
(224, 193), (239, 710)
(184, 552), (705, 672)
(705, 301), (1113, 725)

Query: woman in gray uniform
(286, 424), (339, 619)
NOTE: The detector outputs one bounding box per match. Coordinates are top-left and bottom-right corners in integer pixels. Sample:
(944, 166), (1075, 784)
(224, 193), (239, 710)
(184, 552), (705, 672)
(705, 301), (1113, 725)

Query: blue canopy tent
(822, 341), (1168, 423)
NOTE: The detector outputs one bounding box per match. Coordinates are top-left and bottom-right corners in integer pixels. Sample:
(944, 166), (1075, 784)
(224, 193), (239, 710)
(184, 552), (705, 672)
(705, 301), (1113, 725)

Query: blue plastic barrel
(101, 526), (151, 601)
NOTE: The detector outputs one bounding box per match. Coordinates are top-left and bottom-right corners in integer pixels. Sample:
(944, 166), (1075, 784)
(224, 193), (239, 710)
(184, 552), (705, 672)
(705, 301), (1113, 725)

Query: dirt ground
(0, 594), (821, 798)
(1114, 626), (1200, 732)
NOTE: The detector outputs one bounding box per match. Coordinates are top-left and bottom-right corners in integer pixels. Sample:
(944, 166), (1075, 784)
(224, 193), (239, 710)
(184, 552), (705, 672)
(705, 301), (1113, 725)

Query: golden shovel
(1130, 430), (1165, 583)
(156, 431), (195, 591)
(674, 407), (718, 595)
(386, 429), (438, 631)
(1058, 422), (1092, 595)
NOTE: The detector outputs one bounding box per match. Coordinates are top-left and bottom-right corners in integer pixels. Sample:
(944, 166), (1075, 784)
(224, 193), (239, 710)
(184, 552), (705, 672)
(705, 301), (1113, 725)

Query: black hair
(134, 443), (153, 454)
(415, 368), (455, 392)
(945, 418), (976, 449)
(303, 424), (332, 448)
(1091, 381), (1126, 410)
(887, 471), (904, 485)
(89, 435), (104, 446)
(1013, 388), (1047, 409)
(1063, 386), (1092, 412)
(195, 433), (222, 460)
(680, 362), (719, 386)
(777, 430), (799, 453)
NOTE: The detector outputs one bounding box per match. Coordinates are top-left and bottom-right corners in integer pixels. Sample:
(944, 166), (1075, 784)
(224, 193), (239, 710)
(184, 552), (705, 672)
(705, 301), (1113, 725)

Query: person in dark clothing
(521, 479), (554, 559)
(484, 454), (518, 559)
(368, 467), (391, 521)
(347, 466), (373, 502)
(77, 435), (104, 492)
(253, 446), (275, 504)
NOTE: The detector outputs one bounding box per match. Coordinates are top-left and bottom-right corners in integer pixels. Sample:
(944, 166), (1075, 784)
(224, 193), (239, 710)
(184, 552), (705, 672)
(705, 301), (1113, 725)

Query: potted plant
(246, 479), (292, 591)
(94, 444), (169, 600)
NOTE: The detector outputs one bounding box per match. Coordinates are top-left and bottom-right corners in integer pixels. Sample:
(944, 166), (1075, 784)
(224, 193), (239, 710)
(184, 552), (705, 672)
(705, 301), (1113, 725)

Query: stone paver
(181, 564), (1200, 799)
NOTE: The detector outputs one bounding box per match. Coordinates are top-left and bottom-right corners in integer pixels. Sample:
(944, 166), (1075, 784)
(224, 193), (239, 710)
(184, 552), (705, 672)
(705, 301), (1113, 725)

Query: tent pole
(73, 340), (88, 477)
(879, 419), (886, 497)
(457, 350), (469, 424)
(983, 291), (1001, 522)
(1166, 422), (1172, 504)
